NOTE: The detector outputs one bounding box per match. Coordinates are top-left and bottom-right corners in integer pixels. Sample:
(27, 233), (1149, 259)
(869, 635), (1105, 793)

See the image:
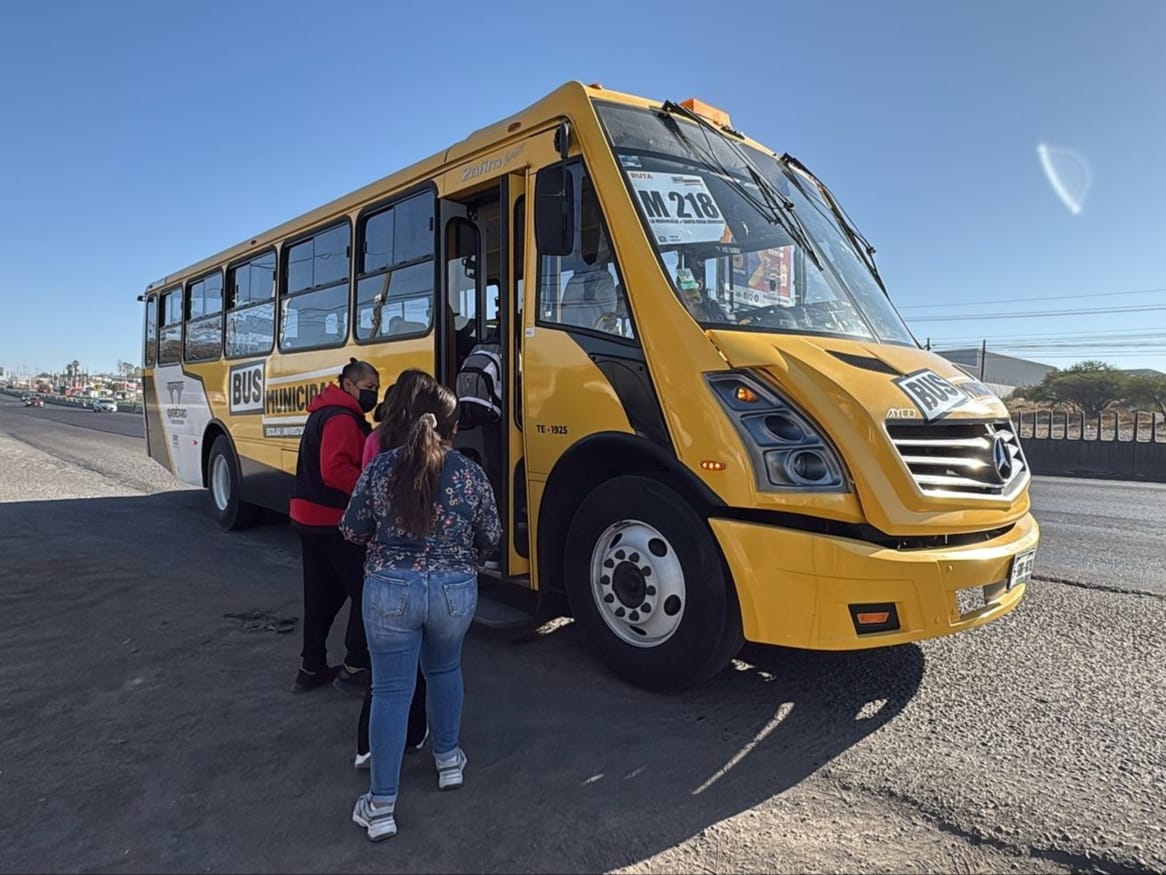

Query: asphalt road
(1026, 476), (1166, 598)
(0, 399), (1163, 874)
(0, 392), (145, 439)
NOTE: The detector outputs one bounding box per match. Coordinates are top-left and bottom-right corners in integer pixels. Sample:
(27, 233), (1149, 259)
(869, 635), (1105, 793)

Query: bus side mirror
(535, 122), (574, 256)
(535, 164), (574, 256)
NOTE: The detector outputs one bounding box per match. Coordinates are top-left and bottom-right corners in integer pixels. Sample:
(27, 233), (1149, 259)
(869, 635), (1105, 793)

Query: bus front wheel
(564, 475), (742, 690)
(207, 435), (259, 532)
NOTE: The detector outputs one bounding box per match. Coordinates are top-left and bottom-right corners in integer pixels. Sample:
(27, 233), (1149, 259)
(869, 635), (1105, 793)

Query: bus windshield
(596, 102), (917, 346)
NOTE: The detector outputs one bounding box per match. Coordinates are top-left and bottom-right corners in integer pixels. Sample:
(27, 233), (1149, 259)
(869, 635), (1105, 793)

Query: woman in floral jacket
(340, 379), (500, 841)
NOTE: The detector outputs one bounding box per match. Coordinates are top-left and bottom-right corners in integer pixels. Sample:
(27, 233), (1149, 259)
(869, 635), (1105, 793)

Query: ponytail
(377, 368), (435, 453)
(387, 382), (459, 537)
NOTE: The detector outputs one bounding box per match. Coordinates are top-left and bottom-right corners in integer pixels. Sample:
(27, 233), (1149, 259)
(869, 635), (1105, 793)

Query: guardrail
(1, 388), (142, 416)
(1015, 409), (1166, 483)
(1016, 409), (1165, 442)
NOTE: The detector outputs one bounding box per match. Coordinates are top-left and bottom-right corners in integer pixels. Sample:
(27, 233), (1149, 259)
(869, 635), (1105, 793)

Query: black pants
(357, 670), (428, 755)
(298, 530), (369, 673)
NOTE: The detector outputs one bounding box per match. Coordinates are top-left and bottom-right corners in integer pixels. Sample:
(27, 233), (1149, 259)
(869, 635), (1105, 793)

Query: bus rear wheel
(207, 435), (259, 532)
(564, 474), (742, 690)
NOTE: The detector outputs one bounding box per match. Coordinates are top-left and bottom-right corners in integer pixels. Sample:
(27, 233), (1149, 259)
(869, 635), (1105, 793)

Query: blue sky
(1, 0), (1164, 377)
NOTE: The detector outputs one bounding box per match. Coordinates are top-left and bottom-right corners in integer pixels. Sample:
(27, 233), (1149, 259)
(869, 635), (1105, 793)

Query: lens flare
(1037, 143), (1092, 215)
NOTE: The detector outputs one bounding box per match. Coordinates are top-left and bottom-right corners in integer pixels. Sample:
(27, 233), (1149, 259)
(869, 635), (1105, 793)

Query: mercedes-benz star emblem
(991, 435), (1014, 483)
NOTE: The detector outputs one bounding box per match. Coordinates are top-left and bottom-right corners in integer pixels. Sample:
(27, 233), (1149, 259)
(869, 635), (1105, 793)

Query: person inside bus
(340, 379), (501, 842)
(560, 189), (619, 330)
(352, 370), (435, 769)
(454, 324), (504, 572)
(677, 261), (729, 323)
(289, 358), (380, 695)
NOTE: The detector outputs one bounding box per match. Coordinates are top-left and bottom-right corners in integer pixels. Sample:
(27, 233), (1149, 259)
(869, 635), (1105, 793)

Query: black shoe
(332, 665), (371, 695)
(406, 724), (430, 752)
(291, 666), (335, 694)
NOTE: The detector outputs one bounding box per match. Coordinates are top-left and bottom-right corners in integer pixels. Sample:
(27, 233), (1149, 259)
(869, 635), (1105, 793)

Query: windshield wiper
(659, 101), (823, 271)
(781, 152), (886, 294)
(655, 105), (779, 227)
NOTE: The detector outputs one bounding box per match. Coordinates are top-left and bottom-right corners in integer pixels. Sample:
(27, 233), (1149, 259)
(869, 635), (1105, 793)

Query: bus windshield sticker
(619, 154), (643, 169)
(892, 369), (971, 421)
(627, 170), (727, 245)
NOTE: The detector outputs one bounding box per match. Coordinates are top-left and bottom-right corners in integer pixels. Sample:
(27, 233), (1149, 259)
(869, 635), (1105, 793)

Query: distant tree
(1012, 360), (1128, 418)
(1124, 373), (1166, 416)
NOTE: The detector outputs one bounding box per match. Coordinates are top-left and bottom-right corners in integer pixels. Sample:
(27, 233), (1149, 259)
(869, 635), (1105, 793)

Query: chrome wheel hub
(211, 454), (231, 512)
(589, 520), (685, 648)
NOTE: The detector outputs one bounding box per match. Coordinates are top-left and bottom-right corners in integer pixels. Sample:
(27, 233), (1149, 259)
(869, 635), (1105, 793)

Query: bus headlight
(707, 371), (849, 492)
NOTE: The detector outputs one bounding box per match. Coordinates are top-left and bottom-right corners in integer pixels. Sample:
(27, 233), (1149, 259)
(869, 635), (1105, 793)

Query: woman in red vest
(289, 358), (379, 694)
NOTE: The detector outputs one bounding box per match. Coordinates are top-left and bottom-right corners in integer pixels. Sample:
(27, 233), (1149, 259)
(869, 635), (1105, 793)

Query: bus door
(503, 172), (530, 578)
(439, 189), (507, 568)
(438, 174), (531, 582)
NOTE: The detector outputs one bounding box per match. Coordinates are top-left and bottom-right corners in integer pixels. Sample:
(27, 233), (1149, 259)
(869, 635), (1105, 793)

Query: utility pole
(979, 339), (987, 380)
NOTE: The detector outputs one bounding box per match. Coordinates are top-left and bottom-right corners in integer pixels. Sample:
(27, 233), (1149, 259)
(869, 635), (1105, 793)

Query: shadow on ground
(0, 493), (925, 874)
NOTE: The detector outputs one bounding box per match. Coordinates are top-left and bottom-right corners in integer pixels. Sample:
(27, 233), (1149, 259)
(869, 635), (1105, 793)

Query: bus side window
(280, 222), (350, 352)
(184, 271), (223, 362)
(158, 287), (183, 365)
(536, 162), (633, 339)
(144, 296), (158, 368)
(225, 251), (276, 358)
(355, 192), (435, 341)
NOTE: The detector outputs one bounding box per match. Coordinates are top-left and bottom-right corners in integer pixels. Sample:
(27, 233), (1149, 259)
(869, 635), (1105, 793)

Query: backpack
(456, 343), (503, 425)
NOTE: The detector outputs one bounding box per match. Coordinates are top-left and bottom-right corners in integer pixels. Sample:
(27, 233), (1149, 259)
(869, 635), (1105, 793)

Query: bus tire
(207, 435), (259, 532)
(564, 474), (742, 690)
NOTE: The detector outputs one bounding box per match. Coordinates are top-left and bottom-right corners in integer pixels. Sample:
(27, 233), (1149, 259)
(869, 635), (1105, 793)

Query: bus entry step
(473, 576), (539, 630)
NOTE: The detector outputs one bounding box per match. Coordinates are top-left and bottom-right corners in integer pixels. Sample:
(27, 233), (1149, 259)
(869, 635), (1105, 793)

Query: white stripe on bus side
(266, 367), (342, 386)
(261, 415), (310, 425)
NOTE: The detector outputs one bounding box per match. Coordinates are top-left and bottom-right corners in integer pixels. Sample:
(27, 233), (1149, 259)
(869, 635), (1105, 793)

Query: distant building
(935, 349), (1056, 398)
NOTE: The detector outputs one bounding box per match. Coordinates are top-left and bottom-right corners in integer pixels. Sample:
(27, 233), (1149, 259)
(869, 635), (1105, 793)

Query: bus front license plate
(1008, 550), (1036, 591)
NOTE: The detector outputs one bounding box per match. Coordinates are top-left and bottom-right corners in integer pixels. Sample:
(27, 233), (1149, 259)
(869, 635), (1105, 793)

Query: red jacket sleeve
(319, 415), (365, 496)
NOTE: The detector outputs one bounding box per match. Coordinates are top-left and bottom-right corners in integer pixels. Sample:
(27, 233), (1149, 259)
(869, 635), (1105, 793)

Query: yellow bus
(140, 81), (1038, 689)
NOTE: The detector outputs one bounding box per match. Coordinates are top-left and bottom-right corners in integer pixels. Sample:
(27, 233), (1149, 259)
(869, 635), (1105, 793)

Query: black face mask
(357, 388), (378, 413)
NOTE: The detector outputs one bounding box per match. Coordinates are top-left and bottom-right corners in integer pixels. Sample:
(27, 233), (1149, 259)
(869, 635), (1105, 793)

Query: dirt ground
(0, 487), (1057, 874)
(2, 404), (1164, 873)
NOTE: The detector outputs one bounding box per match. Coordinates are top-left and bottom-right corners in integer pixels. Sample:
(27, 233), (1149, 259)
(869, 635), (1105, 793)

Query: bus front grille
(885, 419), (1029, 499)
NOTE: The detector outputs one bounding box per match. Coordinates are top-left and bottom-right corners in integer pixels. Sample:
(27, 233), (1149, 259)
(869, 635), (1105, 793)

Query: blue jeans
(363, 567), (477, 803)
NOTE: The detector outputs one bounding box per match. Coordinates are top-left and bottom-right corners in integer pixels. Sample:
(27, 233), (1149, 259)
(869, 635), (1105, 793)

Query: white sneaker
(352, 793), (396, 841)
(435, 747), (467, 791)
(354, 751), (371, 770)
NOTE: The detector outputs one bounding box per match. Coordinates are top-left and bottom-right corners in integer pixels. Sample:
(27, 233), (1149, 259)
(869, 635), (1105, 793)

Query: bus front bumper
(709, 512), (1039, 650)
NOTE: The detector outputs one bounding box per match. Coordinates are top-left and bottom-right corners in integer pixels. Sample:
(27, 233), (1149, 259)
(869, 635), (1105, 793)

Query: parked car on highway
(24, 395), (44, 408)
(91, 398), (118, 413)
